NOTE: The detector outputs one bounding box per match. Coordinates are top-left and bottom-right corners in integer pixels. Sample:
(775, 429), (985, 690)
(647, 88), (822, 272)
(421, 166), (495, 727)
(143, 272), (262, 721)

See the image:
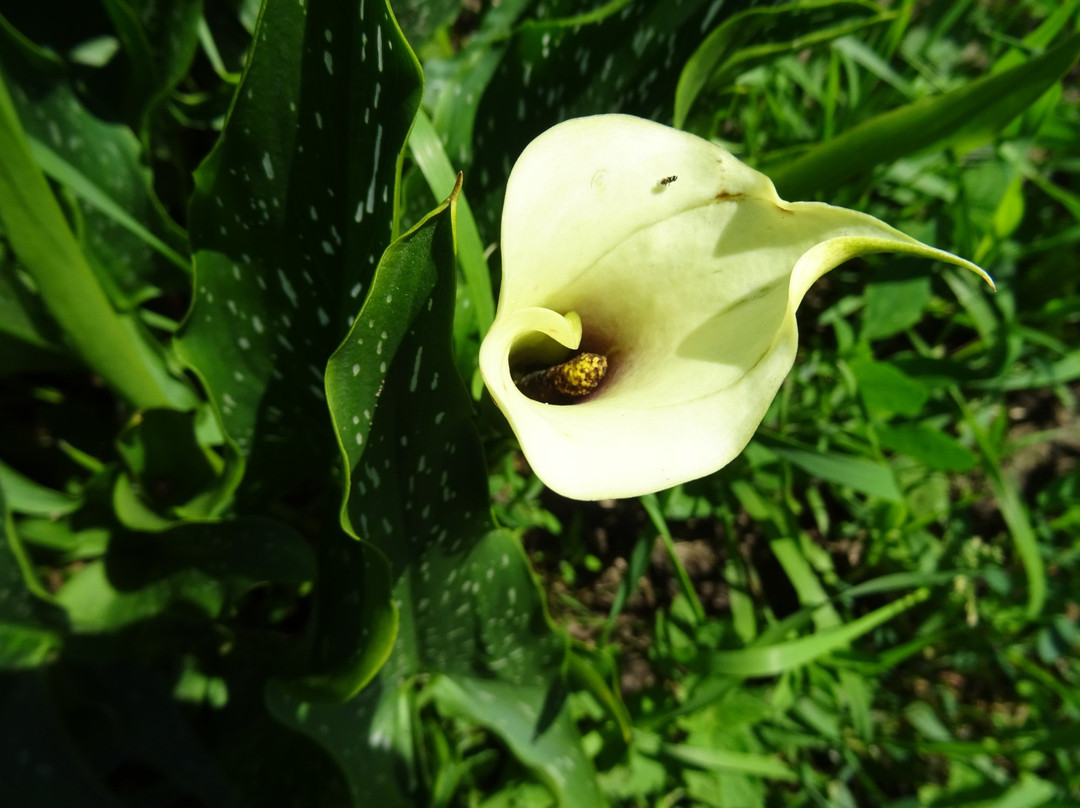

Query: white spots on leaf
(262, 152), (274, 179)
(376, 26), (383, 71)
(365, 125), (383, 216)
(355, 433), (363, 445)
(434, 412), (444, 424)
(702, 0), (725, 32)
(385, 294), (393, 304)
(352, 363), (360, 376)
(430, 372), (439, 390)
(373, 82), (381, 109)
(277, 270), (299, 307)
(409, 347), (423, 392)
(238, 337), (251, 350)
(350, 282), (363, 298)
(322, 240), (335, 255)
(315, 111), (323, 130)
(324, 51), (333, 75)
(315, 306), (329, 326)
(309, 205), (318, 221)
(324, 29), (332, 41)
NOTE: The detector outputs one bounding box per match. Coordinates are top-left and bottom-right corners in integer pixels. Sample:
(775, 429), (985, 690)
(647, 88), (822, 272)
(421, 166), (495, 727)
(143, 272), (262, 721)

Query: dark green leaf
(877, 423), (976, 471)
(0, 19), (191, 305)
(0, 672), (119, 806)
(55, 517), (315, 632)
(861, 266), (932, 341)
(176, 0), (423, 501)
(0, 475), (65, 669)
(849, 357), (929, 417)
(0, 61), (193, 408)
(273, 179), (600, 804)
(759, 435), (904, 502)
(115, 408), (229, 522)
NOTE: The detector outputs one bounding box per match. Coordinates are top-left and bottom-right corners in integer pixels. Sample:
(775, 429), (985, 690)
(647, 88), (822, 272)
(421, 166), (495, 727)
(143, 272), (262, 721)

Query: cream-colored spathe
(480, 114), (993, 500)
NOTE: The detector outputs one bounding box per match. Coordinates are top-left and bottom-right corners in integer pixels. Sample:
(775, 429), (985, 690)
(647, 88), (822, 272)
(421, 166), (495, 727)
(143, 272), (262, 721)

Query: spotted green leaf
(0, 60), (192, 408)
(271, 181), (602, 805)
(0, 19), (190, 307)
(176, 0), (422, 496)
(173, 0), (422, 697)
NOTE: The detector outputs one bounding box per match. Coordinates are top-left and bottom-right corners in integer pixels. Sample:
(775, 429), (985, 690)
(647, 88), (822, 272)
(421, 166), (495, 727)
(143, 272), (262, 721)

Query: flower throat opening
(514, 352), (608, 405)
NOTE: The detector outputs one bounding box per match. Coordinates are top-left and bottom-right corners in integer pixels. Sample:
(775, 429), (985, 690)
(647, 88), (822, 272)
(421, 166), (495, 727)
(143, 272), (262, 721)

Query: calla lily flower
(479, 114), (993, 501)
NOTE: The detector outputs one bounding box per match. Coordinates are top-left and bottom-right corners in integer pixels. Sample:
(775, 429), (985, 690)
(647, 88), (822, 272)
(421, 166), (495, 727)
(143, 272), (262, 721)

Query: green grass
(1, 0), (1079, 806)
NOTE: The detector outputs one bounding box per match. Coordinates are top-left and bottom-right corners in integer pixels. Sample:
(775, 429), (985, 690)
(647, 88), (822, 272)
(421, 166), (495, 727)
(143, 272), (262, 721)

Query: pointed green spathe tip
(479, 114), (993, 501)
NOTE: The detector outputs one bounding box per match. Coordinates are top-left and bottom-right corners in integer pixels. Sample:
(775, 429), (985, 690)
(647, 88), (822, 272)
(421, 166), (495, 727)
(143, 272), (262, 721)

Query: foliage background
(1, 0), (1078, 806)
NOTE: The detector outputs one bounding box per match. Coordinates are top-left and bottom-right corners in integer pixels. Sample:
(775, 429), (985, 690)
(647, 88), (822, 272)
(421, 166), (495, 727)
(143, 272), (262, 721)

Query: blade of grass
(951, 390), (1046, 620)
(709, 587), (930, 677)
(659, 742), (798, 782)
(408, 108), (494, 337)
(769, 32), (1080, 199)
(770, 537), (841, 630)
(641, 493), (705, 623)
(757, 432), (903, 502)
(600, 531), (651, 645)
